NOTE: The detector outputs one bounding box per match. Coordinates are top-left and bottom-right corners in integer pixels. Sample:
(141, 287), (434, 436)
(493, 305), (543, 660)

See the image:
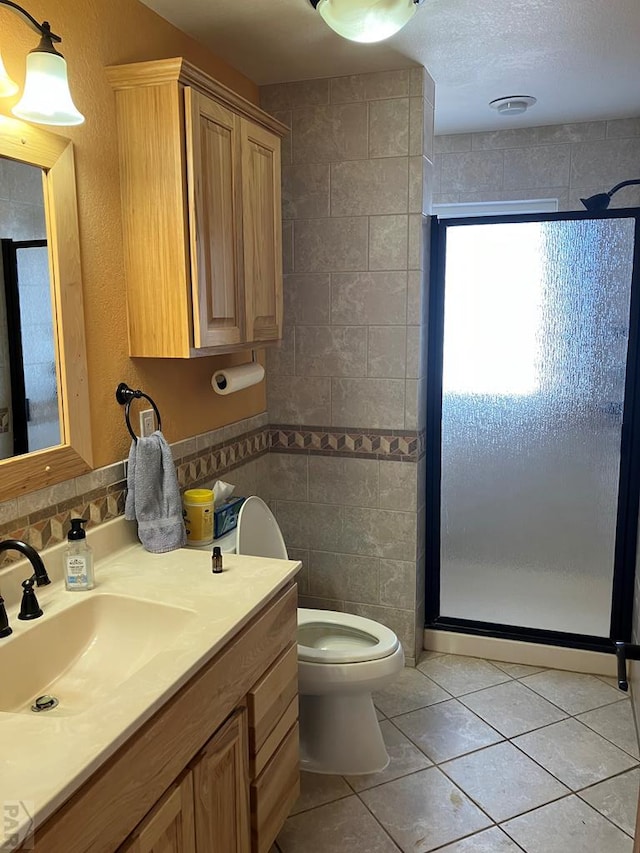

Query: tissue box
(214, 496), (246, 539)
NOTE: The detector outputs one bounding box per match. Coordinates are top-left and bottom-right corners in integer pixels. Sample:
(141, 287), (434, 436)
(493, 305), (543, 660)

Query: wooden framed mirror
(0, 114), (91, 500)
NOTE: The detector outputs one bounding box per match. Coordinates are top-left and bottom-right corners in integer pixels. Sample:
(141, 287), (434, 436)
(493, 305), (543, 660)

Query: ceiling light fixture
(308, 0), (425, 44)
(489, 95), (537, 117)
(0, 0), (84, 126)
(581, 179), (640, 211)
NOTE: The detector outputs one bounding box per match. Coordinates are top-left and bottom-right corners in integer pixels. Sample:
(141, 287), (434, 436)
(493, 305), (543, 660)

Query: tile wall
(433, 118), (640, 210)
(260, 67), (435, 663)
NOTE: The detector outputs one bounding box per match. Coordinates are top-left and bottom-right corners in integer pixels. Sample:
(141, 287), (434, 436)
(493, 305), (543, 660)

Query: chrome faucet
(0, 539), (51, 626)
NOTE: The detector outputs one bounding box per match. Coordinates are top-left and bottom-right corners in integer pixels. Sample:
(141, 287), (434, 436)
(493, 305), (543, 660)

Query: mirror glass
(0, 157), (60, 461)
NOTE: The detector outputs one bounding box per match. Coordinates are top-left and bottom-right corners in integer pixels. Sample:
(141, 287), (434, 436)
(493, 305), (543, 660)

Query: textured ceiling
(140, 0), (640, 134)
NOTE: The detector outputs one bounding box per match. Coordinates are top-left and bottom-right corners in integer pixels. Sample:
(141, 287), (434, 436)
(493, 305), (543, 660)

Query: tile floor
(274, 653), (640, 853)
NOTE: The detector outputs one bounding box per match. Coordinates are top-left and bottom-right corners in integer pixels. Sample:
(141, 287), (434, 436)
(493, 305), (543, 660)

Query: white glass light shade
(12, 50), (84, 126)
(0, 50), (19, 98)
(315, 0), (418, 43)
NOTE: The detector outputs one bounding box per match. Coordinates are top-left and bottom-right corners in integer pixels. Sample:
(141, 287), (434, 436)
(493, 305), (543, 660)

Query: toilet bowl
(211, 496), (404, 775)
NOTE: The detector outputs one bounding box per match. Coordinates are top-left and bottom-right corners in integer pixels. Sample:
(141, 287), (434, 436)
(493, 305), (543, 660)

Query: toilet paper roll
(211, 362), (265, 395)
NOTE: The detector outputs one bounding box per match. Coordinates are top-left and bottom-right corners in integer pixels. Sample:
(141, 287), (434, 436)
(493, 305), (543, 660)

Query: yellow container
(183, 489), (214, 546)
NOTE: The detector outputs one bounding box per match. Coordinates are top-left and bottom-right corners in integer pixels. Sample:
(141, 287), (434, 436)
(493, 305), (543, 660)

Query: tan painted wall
(0, 0), (265, 469)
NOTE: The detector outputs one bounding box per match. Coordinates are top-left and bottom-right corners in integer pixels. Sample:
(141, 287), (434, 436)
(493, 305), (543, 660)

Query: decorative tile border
(175, 427), (269, 490)
(0, 420), (425, 564)
(269, 425), (425, 462)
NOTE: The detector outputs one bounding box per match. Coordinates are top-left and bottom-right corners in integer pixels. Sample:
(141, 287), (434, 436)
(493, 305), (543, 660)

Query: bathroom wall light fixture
(0, 0), (84, 125)
(489, 96), (537, 116)
(308, 0), (425, 43)
(580, 180), (640, 211)
(0, 50), (19, 97)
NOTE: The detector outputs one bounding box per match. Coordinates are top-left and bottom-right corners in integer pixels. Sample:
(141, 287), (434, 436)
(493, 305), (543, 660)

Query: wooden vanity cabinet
(119, 707), (250, 853)
(117, 771), (196, 853)
(247, 644), (299, 853)
(27, 584), (298, 853)
(191, 708), (250, 853)
(107, 58), (286, 358)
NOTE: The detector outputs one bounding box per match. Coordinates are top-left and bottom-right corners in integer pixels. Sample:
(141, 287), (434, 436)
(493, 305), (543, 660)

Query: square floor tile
(577, 700), (640, 759)
(435, 827), (524, 852)
(290, 772), (352, 816)
(520, 669), (625, 715)
(417, 655), (511, 696)
(346, 719), (432, 791)
(360, 766), (491, 853)
(277, 796), (399, 852)
(489, 660), (546, 678)
(374, 666), (450, 717)
(459, 680), (567, 738)
(579, 768), (640, 836)
(441, 741), (569, 822)
(502, 795), (633, 853)
(513, 718), (638, 789)
(394, 699), (503, 763)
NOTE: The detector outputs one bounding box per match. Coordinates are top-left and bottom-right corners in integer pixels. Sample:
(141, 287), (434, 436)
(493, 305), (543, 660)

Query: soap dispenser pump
(64, 518), (94, 591)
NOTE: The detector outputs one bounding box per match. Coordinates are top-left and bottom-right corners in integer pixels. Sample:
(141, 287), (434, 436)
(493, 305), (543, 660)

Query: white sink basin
(0, 593), (196, 714)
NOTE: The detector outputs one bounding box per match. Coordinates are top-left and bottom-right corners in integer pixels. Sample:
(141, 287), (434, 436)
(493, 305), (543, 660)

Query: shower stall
(425, 209), (640, 652)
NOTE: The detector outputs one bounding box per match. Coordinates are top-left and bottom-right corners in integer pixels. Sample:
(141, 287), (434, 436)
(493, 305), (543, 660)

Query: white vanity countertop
(0, 519), (300, 852)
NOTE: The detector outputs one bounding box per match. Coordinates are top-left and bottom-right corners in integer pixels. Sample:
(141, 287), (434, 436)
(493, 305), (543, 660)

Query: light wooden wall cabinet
(107, 59), (287, 358)
(26, 585), (299, 853)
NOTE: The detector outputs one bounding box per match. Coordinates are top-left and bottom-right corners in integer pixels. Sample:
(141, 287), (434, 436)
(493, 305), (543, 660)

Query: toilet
(213, 496), (405, 775)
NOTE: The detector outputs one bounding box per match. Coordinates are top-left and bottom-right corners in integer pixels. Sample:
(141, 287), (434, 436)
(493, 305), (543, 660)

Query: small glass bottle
(64, 518), (94, 591)
(211, 545), (223, 574)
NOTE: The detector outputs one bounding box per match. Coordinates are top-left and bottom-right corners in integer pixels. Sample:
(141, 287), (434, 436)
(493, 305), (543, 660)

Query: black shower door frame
(425, 208), (640, 654)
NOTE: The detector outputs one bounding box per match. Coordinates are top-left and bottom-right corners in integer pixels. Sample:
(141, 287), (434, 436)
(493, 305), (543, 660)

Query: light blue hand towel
(124, 431), (186, 553)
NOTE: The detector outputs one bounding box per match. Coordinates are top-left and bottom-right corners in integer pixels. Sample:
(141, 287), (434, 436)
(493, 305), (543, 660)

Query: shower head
(581, 179), (640, 211)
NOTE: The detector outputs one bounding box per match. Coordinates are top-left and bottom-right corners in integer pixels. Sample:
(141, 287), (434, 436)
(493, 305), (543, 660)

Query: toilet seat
(236, 496), (288, 559)
(297, 608), (400, 664)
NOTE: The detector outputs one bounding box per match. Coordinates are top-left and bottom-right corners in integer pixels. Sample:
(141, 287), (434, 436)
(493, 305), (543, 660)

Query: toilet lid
(297, 608), (400, 663)
(237, 496), (288, 560)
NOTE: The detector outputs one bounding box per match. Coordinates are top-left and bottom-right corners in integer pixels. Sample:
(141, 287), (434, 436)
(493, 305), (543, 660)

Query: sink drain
(31, 694), (59, 712)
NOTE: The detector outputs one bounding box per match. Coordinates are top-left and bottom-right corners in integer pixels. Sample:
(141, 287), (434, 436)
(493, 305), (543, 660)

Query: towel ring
(115, 382), (162, 442)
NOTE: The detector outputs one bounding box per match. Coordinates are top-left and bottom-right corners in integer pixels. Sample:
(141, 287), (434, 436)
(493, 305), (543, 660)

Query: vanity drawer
(251, 696), (298, 778)
(250, 722), (299, 853)
(247, 642), (297, 758)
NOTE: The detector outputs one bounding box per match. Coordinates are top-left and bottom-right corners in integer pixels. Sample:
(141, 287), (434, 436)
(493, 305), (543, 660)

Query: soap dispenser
(64, 518), (94, 591)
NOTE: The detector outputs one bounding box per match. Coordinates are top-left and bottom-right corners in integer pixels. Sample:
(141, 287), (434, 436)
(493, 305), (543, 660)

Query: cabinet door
(185, 88), (243, 349)
(118, 772), (196, 853)
(240, 119), (283, 345)
(192, 707), (251, 853)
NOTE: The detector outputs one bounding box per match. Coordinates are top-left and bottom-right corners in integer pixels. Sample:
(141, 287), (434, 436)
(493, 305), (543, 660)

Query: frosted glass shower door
(15, 244), (59, 452)
(439, 217), (637, 637)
